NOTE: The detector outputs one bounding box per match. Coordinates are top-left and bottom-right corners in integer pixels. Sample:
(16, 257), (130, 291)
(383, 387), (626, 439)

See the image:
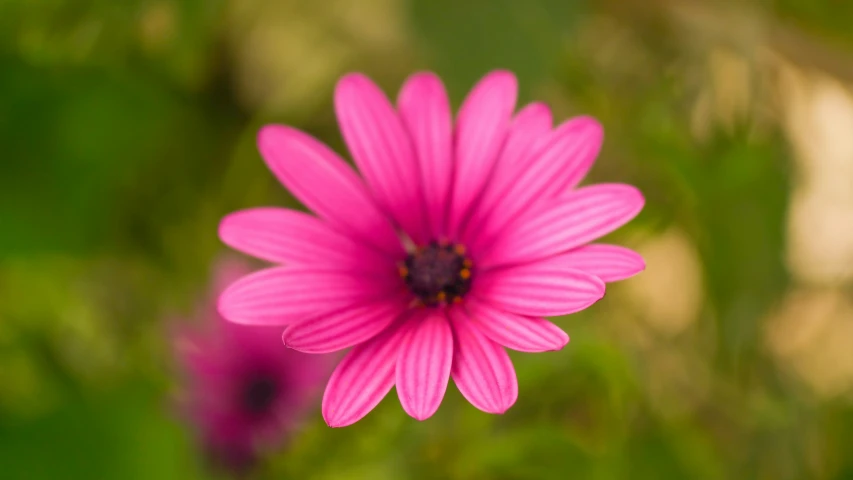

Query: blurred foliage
(2, 0), (853, 479)
(407, 0), (583, 102)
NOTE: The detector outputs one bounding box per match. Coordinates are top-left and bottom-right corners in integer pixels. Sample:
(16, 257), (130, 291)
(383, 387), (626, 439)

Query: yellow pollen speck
(398, 265), (409, 277)
(436, 291), (447, 302)
(453, 244), (466, 255)
(459, 268), (471, 280)
(463, 258), (473, 268)
(453, 297), (463, 304)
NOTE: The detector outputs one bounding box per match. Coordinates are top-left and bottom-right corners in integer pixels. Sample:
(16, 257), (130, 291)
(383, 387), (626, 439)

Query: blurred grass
(2, 0), (853, 479)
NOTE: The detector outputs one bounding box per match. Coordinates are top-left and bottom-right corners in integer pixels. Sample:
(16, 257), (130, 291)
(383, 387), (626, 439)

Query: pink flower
(218, 71), (645, 427)
(173, 258), (330, 471)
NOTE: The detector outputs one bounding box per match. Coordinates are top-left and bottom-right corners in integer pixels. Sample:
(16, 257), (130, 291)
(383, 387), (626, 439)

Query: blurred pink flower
(173, 258), (330, 472)
(217, 71), (645, 427)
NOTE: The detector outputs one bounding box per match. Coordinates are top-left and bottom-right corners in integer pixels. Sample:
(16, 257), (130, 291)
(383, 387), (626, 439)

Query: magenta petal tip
(604, 183), (646, 207)
(334, 72), (375, 101)
(482, 69), (518, 86)
(256, 123), (286, 149)
(519, 101), (552, 123)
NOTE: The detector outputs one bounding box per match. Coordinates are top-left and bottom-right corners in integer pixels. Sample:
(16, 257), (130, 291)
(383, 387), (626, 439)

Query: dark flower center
(401, 242), (473, 306)
(241, 372), (279, 416)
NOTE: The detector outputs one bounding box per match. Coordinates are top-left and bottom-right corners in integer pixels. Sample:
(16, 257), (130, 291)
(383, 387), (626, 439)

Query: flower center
(241, 372), (279, 416)
(400, 242), (473, 306)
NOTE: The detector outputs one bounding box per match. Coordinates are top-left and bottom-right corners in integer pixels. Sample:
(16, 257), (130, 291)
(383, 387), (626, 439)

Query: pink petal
(466, 299), (569, 352)
(219, 207), (393, 271)
(396, 309), (453, 421)
(282, 300), (409, 353)
(552, 244), (646, 282)
(497, 103), (554, 172)
(335, 74), (429, 244)
(257, 125), (403, 256)
(217, 266), (401, 326)
(449, 307), (518, 414)
(447, 71), (518, 237)
(538, 116), (603, 195)
(398, 72), (454, 240)
(477, 184), (645, 267)
(322, 319), (412, 427)
(472, 117), (604, 247)
(473, 262), (605, 317)
(460, 102), (553, 244)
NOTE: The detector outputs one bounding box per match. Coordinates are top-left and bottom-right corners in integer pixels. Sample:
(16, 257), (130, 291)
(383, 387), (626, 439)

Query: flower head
(218, 71), (645, 427)
(173, 258), (330, 471)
